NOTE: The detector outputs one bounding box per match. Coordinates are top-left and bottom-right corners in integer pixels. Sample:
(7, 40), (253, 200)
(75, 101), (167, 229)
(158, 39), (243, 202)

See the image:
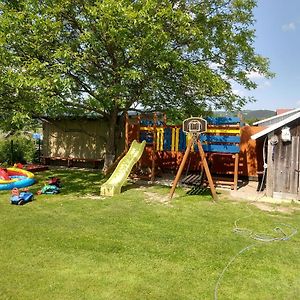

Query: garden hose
(214, 209), (297, 300)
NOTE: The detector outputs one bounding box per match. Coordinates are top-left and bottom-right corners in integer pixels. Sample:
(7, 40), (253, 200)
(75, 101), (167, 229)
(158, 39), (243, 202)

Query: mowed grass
(0, 168), (300, 299)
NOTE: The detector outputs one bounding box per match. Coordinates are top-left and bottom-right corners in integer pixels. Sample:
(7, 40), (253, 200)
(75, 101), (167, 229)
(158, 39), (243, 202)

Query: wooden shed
(252, 110), (300, 200)
(42, 117), (113, 168)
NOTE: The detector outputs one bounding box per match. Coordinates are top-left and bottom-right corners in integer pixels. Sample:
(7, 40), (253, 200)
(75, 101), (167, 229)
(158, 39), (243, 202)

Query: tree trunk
(103, 109), (118, 172)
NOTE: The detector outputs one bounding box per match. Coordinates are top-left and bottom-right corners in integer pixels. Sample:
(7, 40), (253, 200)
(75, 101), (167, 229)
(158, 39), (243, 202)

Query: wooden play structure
(40, 114), (263, 182)
(126, 112), (242, 190)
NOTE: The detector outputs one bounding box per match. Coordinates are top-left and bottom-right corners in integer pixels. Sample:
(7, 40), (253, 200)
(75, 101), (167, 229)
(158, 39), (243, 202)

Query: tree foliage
(0, 0), (273, 163)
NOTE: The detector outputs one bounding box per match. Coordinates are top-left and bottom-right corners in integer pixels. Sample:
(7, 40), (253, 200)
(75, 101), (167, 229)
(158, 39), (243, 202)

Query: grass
(0, 168), (299, 299)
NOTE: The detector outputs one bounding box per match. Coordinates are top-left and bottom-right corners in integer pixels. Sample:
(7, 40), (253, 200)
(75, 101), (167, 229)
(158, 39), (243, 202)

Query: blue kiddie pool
(0, 167), (36, 191)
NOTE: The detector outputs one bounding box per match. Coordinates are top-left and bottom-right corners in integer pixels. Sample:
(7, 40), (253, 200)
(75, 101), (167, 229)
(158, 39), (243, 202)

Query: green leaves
(0, 0), (272, 128)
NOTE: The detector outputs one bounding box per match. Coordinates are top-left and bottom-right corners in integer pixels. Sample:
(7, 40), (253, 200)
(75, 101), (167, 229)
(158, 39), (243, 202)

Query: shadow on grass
(186, 186), (212, 196)
(121, 180), (154, 193)
(33, 168), (106, 196)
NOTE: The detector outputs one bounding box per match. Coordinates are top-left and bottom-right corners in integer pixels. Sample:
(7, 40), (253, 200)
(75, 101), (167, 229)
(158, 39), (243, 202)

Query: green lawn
(0, 168), (299, 299)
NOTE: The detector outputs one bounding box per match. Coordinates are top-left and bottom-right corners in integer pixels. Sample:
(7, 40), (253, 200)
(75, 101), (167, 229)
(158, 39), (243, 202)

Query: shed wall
(266, 118), (300, 199)
(43, 119), (108, 160)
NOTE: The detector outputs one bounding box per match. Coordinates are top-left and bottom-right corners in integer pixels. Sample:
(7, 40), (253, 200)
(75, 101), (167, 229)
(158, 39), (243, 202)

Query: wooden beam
(104, 149), (127, 176)
(151, 150), (156, 182)
(137, 115), (141, 142)
(169, 137), (193, 199)
(151, 113), (157, 182)
(266, 134), (274, 197)
(196, 140), (218, 201)
(233, 153), (239, 191)
(125, 112), (129, 152)
(290, 136), (299, 195)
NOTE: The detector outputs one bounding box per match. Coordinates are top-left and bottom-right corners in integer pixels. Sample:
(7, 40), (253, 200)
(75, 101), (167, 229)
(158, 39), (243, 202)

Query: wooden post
(169, 137), (193, 199)
(163, 112), (167, 126)
(196, 139), (218, 201)
(290, 136), (299, 196)
(266, 134), (274, 197)
(137, 114), (141, 142)
(151, 153), (156, 181)
(125, 112), (129, 152)
(104, 149), (127, 176)
(233, 153), (239, 191)
(151, 113), (157, 182)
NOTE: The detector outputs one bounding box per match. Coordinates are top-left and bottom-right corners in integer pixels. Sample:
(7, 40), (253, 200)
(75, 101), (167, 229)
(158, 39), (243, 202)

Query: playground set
(101, 112), (242, 199)
(128, 113), (241, 184)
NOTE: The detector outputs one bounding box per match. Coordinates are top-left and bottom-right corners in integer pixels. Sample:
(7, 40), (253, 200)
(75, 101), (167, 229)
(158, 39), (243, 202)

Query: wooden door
(271, 135), (300, 199)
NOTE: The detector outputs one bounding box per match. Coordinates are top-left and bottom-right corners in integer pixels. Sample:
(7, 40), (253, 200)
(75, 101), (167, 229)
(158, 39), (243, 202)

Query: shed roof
(251, 111), (300, 140)
(253, 107), (300, 127)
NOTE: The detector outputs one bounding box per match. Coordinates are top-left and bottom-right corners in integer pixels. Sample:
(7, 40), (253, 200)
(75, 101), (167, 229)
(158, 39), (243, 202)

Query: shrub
(0, 136), (36, 165)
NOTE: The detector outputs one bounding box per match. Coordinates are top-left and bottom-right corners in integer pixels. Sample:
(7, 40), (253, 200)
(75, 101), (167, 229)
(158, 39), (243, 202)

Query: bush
(0, 136), (36, 165)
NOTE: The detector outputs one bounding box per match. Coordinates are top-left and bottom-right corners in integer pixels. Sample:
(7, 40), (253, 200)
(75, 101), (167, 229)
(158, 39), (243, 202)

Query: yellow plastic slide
(100, 140), (146, 196)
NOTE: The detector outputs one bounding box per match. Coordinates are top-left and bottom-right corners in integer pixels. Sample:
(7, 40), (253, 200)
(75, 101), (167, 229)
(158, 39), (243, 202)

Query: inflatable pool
(0, 167), (36, 190)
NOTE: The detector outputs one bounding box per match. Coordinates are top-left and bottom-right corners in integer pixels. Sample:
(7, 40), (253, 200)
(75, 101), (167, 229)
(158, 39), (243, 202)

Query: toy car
(11, 191), (34, 205)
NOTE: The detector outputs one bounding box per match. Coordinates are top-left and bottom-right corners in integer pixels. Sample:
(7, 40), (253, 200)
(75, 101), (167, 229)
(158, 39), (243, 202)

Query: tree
(0, 0), (273, 168)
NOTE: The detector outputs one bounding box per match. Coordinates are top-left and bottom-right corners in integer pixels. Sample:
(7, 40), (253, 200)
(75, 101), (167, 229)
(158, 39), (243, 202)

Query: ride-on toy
(10, 188), (34, 205)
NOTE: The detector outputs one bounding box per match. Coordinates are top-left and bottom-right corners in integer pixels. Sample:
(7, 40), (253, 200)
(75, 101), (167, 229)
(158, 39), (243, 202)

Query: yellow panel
(140, 126), (164, 131)
(156, 128), (164, 151)
(171, 128), (175, 151)
(140, 126), (154, 131)
(175, 128), (179, 152)
(160, 129), (164, 151)
(207, 129), (240, 134)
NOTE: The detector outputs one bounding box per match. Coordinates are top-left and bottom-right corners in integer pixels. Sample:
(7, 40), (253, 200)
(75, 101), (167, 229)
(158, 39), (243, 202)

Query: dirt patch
(143, 191), (173, 205)
(251, 202), (295, 214)
(81, 195), (105, 200)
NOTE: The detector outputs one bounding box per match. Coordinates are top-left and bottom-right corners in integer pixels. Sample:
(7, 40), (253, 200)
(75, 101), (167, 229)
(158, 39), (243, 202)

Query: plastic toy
(0, 167), (35, 190)
(37, 184), (60, 195)
(10, 188), (34, 205)
(36, 176), (61, 195)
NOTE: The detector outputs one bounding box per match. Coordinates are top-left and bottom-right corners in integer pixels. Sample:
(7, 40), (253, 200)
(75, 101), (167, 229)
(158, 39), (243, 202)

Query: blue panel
(200, 135), (241, 143)
(140, 120), (164, 126)
(194, 142), (199, 152)
(202, 144), (240, 153)
(163, 127), (171, 151)
(140, 132), (153, 143)
(206, 116), (240, 125)
(179, 129), (186, 151)
(140, 119), (152, 126)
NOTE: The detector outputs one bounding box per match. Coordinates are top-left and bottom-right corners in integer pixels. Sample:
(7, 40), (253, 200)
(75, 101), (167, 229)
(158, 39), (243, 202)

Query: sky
(238, 0), (300, 111)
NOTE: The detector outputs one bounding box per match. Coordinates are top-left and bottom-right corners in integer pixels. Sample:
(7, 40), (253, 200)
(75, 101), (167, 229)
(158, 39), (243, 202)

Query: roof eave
(251, 111), (300, 140)
(253, 107), (300, 126)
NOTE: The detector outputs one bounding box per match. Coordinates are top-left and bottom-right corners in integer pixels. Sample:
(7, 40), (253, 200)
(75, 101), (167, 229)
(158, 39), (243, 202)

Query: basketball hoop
(169, 116), (217, 201)
(182, 117), (207, 135)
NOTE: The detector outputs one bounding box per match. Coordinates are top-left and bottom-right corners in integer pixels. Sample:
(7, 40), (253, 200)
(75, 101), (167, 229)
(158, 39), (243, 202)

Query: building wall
(43, 119), (109, 160)
(239, 126), (265, 177)
(266, 118), (300, 199)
